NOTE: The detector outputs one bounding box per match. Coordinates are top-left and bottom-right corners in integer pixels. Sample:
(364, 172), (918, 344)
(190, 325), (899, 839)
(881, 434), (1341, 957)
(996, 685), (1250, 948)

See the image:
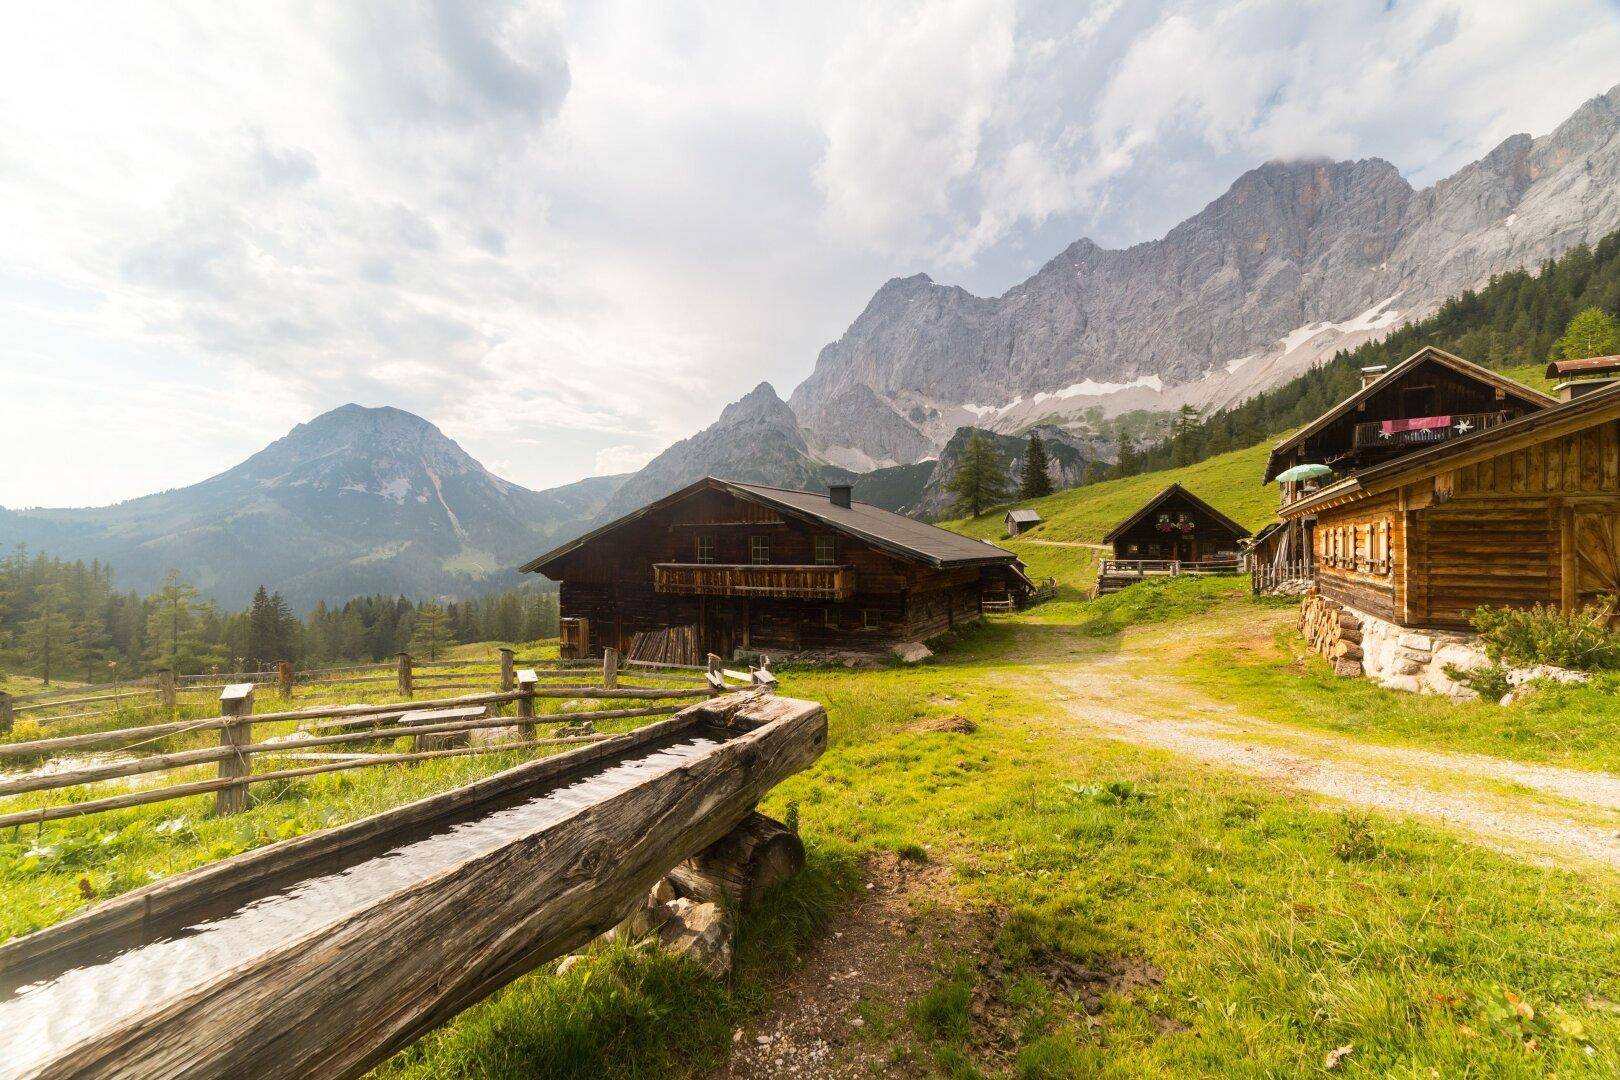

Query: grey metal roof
(726, 481), (1019, 566)
(1005, 509), (1042, 523)
(519, 476), (1021, 575)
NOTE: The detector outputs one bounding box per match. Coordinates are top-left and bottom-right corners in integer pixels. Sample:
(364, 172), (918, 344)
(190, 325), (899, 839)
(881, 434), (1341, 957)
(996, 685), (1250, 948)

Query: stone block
(1379, 674), (1422, 694)
(1397, 633), (1433, 653)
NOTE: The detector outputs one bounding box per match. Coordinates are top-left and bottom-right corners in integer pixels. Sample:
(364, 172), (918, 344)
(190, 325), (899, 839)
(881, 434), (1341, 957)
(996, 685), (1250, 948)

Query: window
(862, 608), (877, 629)
(750, 536), (770, 564)
(695, 536), (715, 564)
(813, 535), (836, 565)
(823, 607), (837, 629)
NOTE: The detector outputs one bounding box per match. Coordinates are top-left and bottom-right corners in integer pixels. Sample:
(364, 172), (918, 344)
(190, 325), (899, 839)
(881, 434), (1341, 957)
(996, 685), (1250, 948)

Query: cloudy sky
(2, 0), (1618, 507)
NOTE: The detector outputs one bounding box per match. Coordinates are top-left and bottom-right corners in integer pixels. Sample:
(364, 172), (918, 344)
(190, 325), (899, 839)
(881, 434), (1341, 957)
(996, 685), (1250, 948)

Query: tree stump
(668, 811), (805, 909)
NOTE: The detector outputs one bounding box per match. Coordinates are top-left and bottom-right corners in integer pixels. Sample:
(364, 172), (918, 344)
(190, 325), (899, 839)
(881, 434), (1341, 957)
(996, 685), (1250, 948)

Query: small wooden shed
(1104, 483), (1251, 563)
(1004, 508), (1042, 536)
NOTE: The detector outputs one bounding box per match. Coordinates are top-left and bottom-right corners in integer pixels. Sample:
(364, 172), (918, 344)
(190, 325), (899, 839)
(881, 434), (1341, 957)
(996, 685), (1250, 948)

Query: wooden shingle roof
(1102, 483), (1251, 543)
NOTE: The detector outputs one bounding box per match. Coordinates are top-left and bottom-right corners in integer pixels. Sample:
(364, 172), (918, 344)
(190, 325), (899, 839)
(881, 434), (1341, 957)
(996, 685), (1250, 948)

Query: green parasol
(1274, 463), (1333, 484)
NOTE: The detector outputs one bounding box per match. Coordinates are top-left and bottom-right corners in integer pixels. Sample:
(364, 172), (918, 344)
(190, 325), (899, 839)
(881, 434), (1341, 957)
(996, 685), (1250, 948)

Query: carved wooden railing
(653, 563), (857, 600)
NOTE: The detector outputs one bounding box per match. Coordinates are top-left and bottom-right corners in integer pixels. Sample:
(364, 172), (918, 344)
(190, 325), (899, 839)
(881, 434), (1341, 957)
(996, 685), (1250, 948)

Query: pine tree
(1018, 433), (1055, 499)
(1554, 306), (1620, 360)
(410, 602), (456, 661)
(22, 584), (77, 685)
(1114, 430), (1138, 478)
(145, 570), (206, 673)
(945, 432), (1012, 518)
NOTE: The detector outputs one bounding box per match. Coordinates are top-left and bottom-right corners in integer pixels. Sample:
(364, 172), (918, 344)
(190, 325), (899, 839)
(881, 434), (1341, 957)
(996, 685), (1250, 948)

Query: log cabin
(520, 477), (1032, 661)
(1004, 508), (1043, 536)
(1276, 348), (1620, 687)
(1103, 483), (1251, 564)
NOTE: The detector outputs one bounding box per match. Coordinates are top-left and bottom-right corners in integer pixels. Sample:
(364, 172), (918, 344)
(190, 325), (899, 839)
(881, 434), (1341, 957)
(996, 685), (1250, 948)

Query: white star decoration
(1378, 430), (1393, 439)
(1455, 419), (1474, 433)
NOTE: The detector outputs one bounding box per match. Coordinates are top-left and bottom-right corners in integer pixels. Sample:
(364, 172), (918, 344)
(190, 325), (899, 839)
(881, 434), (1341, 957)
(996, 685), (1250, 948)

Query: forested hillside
(0, 549), (560, 685)
(1129, 231), (1620, 474)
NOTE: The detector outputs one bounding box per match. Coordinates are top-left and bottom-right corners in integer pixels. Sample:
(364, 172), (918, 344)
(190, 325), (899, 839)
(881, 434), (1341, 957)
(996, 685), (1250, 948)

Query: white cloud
(593, 444), (659, 476)
(1, 0), (1618, 507)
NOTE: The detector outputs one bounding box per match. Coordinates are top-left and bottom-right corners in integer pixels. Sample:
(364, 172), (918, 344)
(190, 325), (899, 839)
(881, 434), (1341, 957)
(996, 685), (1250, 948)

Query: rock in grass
(657, 898), (734, 977)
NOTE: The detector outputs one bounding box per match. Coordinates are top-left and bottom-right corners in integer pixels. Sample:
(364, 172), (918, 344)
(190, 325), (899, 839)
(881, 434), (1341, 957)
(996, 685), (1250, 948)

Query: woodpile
(1300, 591), (1364, 677)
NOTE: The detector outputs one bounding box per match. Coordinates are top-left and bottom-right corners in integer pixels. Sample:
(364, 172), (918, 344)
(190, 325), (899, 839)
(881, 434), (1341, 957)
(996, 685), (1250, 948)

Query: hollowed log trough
(0, 691), (826, 1080)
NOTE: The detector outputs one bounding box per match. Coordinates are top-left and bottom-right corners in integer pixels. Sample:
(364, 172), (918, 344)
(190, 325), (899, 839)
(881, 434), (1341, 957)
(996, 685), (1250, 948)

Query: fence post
(278, 660), (294, 700)
(515, 669), (538, 739)
(602, 647), (619, 690)
(0, 692), (11, 736)
(499, 648), (515, 692)
(157, 668), (176, 710)
(397, 652), (413, 699)
(216, 683), (255, 815)
(706, 653), (726, 697)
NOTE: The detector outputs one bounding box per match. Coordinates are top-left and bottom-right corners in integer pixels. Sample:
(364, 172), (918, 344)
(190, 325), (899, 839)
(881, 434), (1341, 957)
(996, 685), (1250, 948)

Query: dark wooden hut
(520, 477), (1031, 661)
(1103, 483), (1251, 564)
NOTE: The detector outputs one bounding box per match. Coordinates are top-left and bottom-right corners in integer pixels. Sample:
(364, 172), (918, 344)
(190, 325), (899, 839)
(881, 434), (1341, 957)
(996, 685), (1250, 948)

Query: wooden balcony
(653, 563), (856, 600)
(1351, 410), (1511, 449)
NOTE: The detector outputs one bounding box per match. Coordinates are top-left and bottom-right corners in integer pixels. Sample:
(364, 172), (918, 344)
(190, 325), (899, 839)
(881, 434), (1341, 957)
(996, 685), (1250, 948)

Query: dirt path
(1035, 618), (1620, 870)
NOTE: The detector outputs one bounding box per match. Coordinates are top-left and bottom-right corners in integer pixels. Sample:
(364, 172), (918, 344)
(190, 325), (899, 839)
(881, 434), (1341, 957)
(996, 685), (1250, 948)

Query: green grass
(9, 615), (1620, 1075)
(945, 439), (1279, 545)
(1185, 620), (1620, 775)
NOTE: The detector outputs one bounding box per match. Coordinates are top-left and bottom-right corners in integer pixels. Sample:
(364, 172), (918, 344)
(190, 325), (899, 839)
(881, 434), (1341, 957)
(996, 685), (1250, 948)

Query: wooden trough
(0, 691), (827, 1080)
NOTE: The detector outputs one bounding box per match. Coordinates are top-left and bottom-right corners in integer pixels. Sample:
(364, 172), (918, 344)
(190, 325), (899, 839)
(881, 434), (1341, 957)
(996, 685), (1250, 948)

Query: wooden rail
(1350, 409), (1510, 449)
(653, 562), (857, 599)
(0, 657), (770, 827)
(1250, 559), (1316, 595)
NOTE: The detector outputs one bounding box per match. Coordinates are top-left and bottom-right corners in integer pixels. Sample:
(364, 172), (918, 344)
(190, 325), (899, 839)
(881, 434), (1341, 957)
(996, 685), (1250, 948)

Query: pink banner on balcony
(1381, 415), (1451, 434)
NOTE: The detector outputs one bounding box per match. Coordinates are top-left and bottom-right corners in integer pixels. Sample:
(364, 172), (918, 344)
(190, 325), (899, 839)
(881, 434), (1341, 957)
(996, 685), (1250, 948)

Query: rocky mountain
(790, 83), (1620, 465)
(596, 382), (854, 521)
(0, 405), (624, 609)
(910, 427), (1101, 520)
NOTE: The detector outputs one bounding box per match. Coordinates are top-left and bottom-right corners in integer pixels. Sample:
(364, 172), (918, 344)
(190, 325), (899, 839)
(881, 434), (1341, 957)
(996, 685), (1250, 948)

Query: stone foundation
(1299, 591), (1488, 700)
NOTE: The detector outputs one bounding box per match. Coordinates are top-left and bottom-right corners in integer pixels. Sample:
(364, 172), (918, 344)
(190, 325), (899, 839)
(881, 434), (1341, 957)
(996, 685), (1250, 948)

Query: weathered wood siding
(548, 487), (995, 654)
(1312, 492), (1401, 622)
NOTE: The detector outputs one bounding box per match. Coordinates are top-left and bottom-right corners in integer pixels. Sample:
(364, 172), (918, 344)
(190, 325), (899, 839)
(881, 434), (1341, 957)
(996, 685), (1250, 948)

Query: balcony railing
(1351, 410), (1511, 449)
(653, 563), (856, 600)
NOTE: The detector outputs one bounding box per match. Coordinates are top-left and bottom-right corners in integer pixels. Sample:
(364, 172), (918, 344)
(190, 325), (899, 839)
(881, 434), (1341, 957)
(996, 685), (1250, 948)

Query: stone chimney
(1359, 365), (1388, 389)
(828, 484), (852, 509)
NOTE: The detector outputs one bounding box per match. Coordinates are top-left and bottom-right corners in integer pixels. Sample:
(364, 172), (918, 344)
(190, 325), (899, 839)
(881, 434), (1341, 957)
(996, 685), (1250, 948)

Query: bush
(1443, 662), (1511, 702)
(1467, 600), (1620, 671)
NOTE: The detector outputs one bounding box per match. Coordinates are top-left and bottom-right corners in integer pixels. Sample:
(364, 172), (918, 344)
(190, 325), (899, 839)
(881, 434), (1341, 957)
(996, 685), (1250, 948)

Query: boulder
(657, 898), (734, 978)
(891, 641), (934, 664)
(1378, 674), (1422, 694)
(1397, 633), (1434, 653)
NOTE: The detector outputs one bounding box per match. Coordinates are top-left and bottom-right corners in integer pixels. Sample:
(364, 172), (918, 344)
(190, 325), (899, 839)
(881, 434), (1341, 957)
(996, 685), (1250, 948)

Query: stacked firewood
(1299, 591), (1364, 677)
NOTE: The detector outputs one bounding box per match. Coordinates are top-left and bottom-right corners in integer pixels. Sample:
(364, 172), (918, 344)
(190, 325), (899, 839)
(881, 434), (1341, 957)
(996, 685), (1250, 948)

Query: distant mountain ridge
(0, 405), (624, 609)
(789, 82), (1620, 466)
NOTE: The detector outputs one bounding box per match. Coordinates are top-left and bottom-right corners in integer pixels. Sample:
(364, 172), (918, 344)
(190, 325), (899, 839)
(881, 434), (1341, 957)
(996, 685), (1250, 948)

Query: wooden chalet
(521, 477), (1032, 661)
(1280, 362), (1620, 631)
(1263, 347), (1556, 560)
(1103, 483), (1250, 563)
(1095, 483), (1251, 595)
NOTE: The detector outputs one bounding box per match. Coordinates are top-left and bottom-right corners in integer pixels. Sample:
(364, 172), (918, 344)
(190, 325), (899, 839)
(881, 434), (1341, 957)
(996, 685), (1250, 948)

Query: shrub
(1467, 599), (1620, 671)
(1443, 662), (1511, 702)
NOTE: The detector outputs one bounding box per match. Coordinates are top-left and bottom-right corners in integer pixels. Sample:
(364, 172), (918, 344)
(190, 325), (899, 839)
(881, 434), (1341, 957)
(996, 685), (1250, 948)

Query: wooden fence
(1250, 559), (1315, 596)
(0, 649), (778, 829)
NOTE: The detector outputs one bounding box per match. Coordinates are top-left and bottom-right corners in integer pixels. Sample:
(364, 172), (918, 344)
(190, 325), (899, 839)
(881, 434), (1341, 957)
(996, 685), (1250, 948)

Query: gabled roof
(1102, 483), (1252, 543)
(519, 476), (1021, 576)
(1005, 509), (1042, 523)
(1263, 346), (1557, 482)
(1282, 379), (1620, 518)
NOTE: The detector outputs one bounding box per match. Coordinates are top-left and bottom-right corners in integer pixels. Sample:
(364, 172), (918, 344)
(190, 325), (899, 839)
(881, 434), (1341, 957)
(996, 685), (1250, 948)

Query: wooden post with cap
(602, 647), (619, 690)
(499, 648), (515, 692)
(515, 668), (538, 739)
(397, 652), (413, 699)
(216, 683), (255, 815)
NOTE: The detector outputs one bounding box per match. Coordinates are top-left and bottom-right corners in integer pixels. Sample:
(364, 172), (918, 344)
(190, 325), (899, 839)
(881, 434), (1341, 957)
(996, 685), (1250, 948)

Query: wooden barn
(1103, 483), (1251, 563)
(521, 477), (1032, 662)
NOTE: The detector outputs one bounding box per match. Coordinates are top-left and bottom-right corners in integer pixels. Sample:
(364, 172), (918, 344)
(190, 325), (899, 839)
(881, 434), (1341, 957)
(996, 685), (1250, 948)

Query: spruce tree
(23, 584), (77, 685)
(1114, 430), (1138, 478)
(410, 602), (456, 661)
(1018, 433), (1055, 499)
(1554, 306), (1620, 360)
(945, 432), (1011, 518)
(144, 570), (206, 674)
